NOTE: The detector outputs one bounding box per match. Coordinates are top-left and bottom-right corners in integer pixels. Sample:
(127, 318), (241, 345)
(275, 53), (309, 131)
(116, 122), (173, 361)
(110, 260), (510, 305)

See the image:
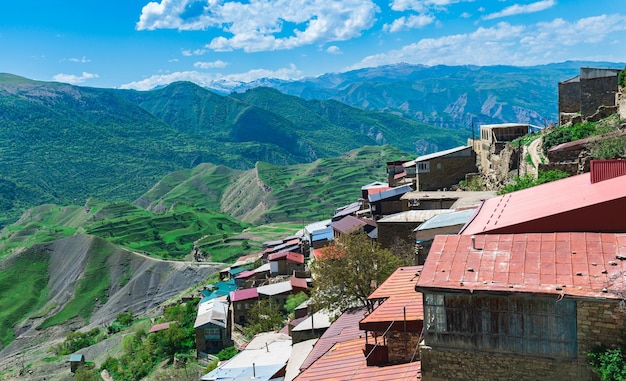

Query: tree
(310, 232), (403, 315)
(242, 299), (285, 339)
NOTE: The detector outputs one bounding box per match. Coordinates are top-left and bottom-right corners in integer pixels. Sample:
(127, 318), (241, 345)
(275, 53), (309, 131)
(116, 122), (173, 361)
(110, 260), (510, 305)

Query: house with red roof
(268, 251), (305, 276)
(415, 233), (626, 381)
(230, 288), (259, 325)
(294, 266), (423, 380)
(460, 160), (626, 236)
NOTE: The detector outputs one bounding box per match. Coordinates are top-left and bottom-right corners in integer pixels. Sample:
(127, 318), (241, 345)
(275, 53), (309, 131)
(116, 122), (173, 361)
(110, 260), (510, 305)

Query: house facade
(416, 233), (626, 381)
(405, 146), (477, 192)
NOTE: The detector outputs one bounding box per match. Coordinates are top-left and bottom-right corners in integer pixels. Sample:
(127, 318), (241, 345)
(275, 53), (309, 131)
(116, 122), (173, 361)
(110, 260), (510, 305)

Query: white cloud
(483, 0), (556, 20)
(137, 0), (378, 52)
(68, 56), (91, 63)
(348, 13), (626, 70)
(119, 64), (302, 90)
(384, 14), (435, 32)
(326, 45), (342, 54)
(390, 0), (468, 12)
(52, 72), (99, 84)
(194, 60), (229, 69)
(182, 48), (208, 56)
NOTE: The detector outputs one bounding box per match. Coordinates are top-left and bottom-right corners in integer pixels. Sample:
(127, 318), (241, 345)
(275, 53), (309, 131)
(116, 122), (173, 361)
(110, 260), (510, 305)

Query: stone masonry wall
(387, 331), (421, 364)
(420, 300), (626, 381)
(581, 76), (618, 118)
(559, 80), (581, 114)
(418, 154), (478, 191)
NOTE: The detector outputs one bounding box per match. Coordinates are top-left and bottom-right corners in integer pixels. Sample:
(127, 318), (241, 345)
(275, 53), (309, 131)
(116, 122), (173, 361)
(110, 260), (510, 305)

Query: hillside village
(153, 66), (626, 381)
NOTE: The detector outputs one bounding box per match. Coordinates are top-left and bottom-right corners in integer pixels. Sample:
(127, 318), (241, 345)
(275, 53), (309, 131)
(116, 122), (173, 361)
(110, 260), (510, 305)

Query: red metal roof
(590, 159), (626, 183)
(290, 276), (308, 290)
(148, 321), (173, 333)
(287, 252), (305, 264)
(268, 251), (288, 261)
(416, 233), (626, 300)
(295, 337), (420, 381)
(235, 270), (256, 279)
(299, 307), (368, 371)
(460, 172), (626, 235)
(366, 186), (392, 195)
(229, 288), (259, 302)
(360, 266), (424, 332)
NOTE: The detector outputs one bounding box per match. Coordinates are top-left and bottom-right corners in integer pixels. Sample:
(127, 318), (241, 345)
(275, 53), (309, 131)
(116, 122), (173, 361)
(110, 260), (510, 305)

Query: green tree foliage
(619, 67), (626, 88)
(100, 300), (199, 380)
(216, 346), (238, 361)
(116, 310), (134, 327)
(310, 232), (404, 315)
(542, 122), (599, 151)
(242, 299), (286, 339)
(588, 346), (626, 381)
(74, 365), (100, 381)
(498, 170), (570, 195)
(54, 328), (102, 355)
(284, 292), (309, 316)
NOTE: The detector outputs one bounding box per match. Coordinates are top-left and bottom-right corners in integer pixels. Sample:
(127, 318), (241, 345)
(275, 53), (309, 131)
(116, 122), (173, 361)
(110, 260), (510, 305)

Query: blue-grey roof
(368, 184), (413, 203)
(415, 209), (476, 231)
(200, 279), (237, 303)
(69, 354), (84, 362)
(412, 145), (471, 163)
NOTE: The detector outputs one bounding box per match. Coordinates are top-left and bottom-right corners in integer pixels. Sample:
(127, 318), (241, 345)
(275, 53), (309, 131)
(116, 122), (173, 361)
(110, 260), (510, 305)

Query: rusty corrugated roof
(460, 172), (626, 235)
(295, 337), (420, 381)
(416, 233), (626, 299)
(360, 266), (424, 332)
(299, 307), (368, 371)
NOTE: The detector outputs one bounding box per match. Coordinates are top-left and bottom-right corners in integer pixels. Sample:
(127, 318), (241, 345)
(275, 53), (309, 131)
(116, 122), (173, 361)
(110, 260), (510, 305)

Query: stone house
(405, 146), (478, 191)
(475, 124), (528, 175)
(230, 288), (259, 325)
(331, 215), (377, 239)
(559, 67), (621, 125)
(375, 209), (453, 250)
(268, 251), (305, 276)
(368, 184), (413, 218)
(416, 233), (626, 381)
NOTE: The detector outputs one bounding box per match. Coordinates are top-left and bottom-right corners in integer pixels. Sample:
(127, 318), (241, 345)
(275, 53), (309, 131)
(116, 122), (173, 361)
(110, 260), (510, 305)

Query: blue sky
(1, 0), (625, 90)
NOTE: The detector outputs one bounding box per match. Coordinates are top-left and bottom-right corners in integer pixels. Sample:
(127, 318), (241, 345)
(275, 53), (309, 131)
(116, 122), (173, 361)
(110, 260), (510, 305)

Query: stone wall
(581, 76), (618, 118)
(387, 331), (421, 364)
(417, 154), (478, 191)
(420, 299), (626, 381)
(559, 80), (580, 115)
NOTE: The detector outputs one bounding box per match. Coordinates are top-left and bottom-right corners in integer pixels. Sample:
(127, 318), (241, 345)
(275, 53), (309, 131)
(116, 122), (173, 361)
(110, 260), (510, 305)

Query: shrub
(588, 346), (626, 381)
(216, 346), (238, 361)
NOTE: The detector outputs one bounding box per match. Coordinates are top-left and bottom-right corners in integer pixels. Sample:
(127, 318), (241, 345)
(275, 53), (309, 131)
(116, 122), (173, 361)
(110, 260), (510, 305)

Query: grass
(0, 248), (50, 348)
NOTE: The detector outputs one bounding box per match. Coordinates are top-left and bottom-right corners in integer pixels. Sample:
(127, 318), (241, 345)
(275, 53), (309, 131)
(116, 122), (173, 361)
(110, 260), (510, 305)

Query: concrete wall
(420, 299), (626, 381)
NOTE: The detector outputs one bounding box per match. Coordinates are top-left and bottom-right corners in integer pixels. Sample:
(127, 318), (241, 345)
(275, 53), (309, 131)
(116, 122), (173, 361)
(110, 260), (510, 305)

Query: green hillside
(0, 75), (463, 227)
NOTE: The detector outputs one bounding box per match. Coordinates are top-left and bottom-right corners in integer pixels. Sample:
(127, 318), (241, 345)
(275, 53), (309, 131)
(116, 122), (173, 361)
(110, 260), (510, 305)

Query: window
(424, 293), (577, 359)
(205, 328), (221, 340)
(417, 162), (430, 173)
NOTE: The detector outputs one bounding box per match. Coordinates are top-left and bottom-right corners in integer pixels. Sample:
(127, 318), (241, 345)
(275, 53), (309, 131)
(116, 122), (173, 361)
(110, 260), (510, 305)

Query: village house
(375, 209), (453, 249)
(401, 190), (495, 211)
(559, 67), (621, 125)
(302, 219), (333, 250)
(368, 184), (413, 218)
(416, 233), (626, 381)
(460, 160), (626, 236)
(414, 208), (477, 264)
(230, 288), (259, 325)
(268, 251), (305, 276)
(194, 296), (233, 355)
(404, 146), (477, 192)
(294, 266), (423, 379)
(474, 123), (529, 175)
(331, 215), (377, 239)
(331, 201), (364, 222)
(290, 310), (333, 344)
(201, 332), (292, 381)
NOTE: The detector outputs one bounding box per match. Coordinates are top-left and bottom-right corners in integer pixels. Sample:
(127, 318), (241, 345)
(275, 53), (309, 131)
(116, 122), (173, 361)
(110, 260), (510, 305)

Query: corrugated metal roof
(295, 337), (420, 381)
(368, 184), (413, 203)
(254, 263), (271, 273)
(415, 208), (476, 231)
(304, 220), (332, 234)
(230, 288), (259, 302)
(202, 332), (292, 381)
(333, 201), (362, 219)
(287, 252), (305, 264)
(361, 181), (389, 190)
(416, 233), (626, 300)
(285, 339), (317, 381)
(590, 159), (626, 183)
(235, 270), (256, 279)
(292, 310), (332, 332)
(290, 276), (308, 290)
(257, 280), (293, 296)
(268, 251), (288, 261)
(360, 266), (424, 332)
(195, 297), (229, 329)
(401, 190), (496, 209)
(332, 215), (377, 235)
(148, 321), (173, 333)
(411, 145), (471, 163)
(299, 307), (368, 371)
(377, 209), (452, 223)
(460, 172), (626, 235)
